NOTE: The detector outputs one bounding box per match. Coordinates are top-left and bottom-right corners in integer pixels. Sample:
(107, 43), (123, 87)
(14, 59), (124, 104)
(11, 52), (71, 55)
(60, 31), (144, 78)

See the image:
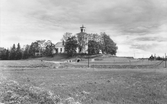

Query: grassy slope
(0, 56), (166, 104)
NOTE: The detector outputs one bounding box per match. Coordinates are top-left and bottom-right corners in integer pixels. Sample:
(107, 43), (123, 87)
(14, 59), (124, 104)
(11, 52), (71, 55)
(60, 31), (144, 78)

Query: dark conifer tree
(22, 45), (30, 59)
(9, 44), (16, 60)
(15, 43), (22, 60)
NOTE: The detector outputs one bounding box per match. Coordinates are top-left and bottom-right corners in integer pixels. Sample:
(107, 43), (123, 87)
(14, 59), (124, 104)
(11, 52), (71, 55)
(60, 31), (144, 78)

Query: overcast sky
(0, 0), (167, 58)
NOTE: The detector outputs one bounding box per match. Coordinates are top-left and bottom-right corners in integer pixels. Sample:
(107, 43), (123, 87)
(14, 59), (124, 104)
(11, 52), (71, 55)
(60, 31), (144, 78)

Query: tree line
(0, 43), (22, 60)
(63, 32), (118, 56)
(0, 40), (55, 60)
(0, 32), (118, 60)
(148, 55), (166, 61)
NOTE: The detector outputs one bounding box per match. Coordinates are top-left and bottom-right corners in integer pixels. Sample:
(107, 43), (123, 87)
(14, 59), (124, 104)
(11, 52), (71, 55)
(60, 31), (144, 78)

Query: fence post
(88, 55), (89, 68)
(165, 53), (166, 68)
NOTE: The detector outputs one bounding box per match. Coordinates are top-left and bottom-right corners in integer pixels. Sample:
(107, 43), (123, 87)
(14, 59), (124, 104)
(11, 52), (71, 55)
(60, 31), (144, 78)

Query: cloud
(134, 37), (167, 42)
(1, 0), (167, 57)
(3, 0), (166, 34)
(48, 0), (166, 35)
(130, 43), (159, 51)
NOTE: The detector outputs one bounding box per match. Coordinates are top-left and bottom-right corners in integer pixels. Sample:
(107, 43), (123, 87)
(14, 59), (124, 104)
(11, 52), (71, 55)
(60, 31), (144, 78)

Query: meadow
(0, 57), (167, 104)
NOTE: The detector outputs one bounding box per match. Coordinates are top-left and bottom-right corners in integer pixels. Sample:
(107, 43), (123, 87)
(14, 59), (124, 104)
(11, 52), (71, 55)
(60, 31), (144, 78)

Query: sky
(0, 0), (167, 58)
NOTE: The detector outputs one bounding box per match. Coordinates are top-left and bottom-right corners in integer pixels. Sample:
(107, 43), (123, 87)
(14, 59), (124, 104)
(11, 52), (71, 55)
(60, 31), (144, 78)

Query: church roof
(55, 42), (64, 47)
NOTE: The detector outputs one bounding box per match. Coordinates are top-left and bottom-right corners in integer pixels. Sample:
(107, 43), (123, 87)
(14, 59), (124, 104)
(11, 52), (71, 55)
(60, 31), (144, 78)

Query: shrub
(0, 80), (60, 104)
(0, 79), (81, 104)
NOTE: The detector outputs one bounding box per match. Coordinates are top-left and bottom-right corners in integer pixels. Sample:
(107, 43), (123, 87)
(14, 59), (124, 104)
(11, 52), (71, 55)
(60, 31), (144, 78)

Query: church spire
(80, 25), (86, 32)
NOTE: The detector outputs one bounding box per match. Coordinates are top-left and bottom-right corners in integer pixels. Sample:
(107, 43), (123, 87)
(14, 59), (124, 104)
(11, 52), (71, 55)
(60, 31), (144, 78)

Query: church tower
(80, 25), (86, 32)
(77, 25), (88, 53)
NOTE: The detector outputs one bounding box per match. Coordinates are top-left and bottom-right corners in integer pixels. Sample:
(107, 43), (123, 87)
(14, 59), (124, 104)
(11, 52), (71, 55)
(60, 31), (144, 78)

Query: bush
(0, 79), (81, 104)
(0, 80), (60, 104)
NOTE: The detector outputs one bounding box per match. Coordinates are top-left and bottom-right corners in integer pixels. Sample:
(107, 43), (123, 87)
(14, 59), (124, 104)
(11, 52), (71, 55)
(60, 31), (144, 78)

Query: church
(76, 25), (89, 53)
(55, 25), (102, 54)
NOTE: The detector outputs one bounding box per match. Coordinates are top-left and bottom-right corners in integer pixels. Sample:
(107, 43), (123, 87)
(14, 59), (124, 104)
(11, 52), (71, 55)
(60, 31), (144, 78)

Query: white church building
(55, 42), (65, 53)
(55, 25), (102, 54)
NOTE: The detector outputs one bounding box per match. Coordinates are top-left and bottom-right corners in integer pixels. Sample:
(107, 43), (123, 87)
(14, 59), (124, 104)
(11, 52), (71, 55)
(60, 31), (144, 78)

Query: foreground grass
(0, 60), (167, 104)
(1, 68), (167, 104)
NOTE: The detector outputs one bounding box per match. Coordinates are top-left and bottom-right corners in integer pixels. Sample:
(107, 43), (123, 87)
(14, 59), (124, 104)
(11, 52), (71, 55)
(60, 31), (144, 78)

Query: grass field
(0, 57), (167, 104)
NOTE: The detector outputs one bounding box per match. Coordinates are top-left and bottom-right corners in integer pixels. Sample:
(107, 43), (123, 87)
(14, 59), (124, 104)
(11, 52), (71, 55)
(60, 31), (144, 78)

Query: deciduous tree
(0, 49), (9, 60)
(88, 40), (100, 55)
(65, 36), (78, 56)
(29, 42), (39, 57)
(44, 41), (55, 57)
(62, 32), (72, 42)
(100, 32), (118, 55)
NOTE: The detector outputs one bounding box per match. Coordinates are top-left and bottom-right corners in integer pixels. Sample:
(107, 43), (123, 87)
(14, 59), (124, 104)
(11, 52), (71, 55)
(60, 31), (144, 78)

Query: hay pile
(0, 78), (81, 104)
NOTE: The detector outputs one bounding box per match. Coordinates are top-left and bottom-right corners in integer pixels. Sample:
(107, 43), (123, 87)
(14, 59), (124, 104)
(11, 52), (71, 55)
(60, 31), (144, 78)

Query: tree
(65, 36), (78, 56)
(15, 43), (22, 60)
(0, 48), (5, 60)
(88, 40), (100, 55)
(148, 55), (155, 61)
(22, 45), (30, 59)
(100, 32), (118, 55)
(62, 32), (72, 42)
(44, 41), (55, 57)
(0, 49), (9, 60)
(9, 44), (16, 60)
(5, 49), (10, 60)
(29, 42), (39, 57)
